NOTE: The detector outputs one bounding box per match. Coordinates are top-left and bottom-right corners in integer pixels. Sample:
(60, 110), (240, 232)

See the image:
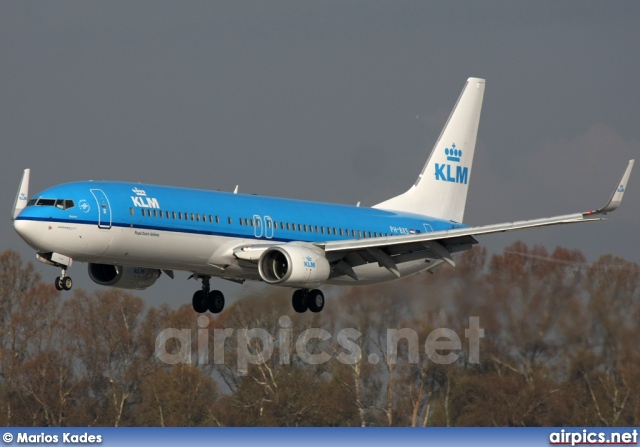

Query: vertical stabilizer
(373, 78), (485, 222)
(12, 169), (30, 220)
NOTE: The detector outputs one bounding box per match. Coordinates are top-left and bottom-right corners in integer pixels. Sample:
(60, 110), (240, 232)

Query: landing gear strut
(54, 268), (72, 291)
(192, 275), (225, 314)
(36, 253), (73, 291)
(292, 289), (325, 313)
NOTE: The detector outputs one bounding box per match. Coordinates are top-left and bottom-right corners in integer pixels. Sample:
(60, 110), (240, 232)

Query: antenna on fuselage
(233, 185), (239, 194)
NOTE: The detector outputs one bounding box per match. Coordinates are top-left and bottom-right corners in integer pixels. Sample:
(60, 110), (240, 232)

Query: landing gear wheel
(61, 276), (73, 291)
(307, 289), (325, 313)
(54, 276), (72, 291)
(192, 290), (208, 313)
(292, 289), (309, 313)
(207, 290), (225, 314)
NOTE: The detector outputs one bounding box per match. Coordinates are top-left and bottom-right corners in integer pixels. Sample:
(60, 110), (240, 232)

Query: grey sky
(2, 1), (639, 307)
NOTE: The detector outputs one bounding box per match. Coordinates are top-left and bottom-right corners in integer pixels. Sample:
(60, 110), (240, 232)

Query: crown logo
(445, 143), (462, 163)
(618, 184), (625, 193)
(132, 187), (147, 196)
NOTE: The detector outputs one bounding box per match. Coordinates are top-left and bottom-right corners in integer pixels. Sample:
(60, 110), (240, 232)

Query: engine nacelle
(88, 264), (161, 290)
(258, 244), (331, 286)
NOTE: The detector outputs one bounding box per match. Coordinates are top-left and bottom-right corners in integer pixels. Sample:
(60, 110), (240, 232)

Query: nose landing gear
(36, 253), (73, 291)
(54, 271), (73, 291)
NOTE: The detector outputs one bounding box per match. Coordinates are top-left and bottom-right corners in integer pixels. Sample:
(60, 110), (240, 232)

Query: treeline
(0, 242), (639, 427)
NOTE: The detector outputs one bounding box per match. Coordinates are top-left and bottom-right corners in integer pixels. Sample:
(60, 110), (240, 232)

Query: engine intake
(258, 245), (331, 286)
(88, 264), (161, 290)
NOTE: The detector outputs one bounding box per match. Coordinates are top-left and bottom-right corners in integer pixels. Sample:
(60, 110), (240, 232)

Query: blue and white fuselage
(14, 181), (466, 285)
(11, 78), (634, 314)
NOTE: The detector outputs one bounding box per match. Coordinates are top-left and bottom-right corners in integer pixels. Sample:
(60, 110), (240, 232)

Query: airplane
(11, 77), (634, 314)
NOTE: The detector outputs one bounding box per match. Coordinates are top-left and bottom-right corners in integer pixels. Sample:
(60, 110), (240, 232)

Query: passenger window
(153, 210), (158, 218)
(239, 219), (243, 226)
(196, 214), (200, 222)
(286, 223), (290, 230)
(216, 216), (220, 224)
(142, 209), (146, 217)
(228, 217), (232, 224)
(303, 224), (307, 232)
(358, 230), (362, 238)
(130, 208), (134, 216)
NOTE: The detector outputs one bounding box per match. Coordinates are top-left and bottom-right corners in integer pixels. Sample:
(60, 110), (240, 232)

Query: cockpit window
(31, 199), (75, 210)
(56, 200), (75, 210)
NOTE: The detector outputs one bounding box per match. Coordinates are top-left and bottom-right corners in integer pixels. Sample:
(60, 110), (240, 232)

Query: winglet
(11, 169), (30, 220)
(587, 160), (634, 215)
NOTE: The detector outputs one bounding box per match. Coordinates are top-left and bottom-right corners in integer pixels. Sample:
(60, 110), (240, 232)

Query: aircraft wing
(319, 160), (634, 271)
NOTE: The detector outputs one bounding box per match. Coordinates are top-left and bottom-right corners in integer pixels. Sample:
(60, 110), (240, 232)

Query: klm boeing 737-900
(11, 78), (635, 314)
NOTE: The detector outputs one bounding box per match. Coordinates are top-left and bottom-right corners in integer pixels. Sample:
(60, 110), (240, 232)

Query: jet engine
(88, 263), (161, 290)
(258, 244), (331, 286)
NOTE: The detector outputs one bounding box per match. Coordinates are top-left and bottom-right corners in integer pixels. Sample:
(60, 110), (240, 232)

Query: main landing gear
(192, 275), (225, 314)
(292, 289), (325, 313)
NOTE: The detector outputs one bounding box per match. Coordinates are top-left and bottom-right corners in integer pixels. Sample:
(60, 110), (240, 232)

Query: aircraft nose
(14, 218), (36, 245)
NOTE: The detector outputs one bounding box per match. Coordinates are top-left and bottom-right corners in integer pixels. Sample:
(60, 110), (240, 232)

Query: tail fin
(373, 77), (485, 222)
(12, 168), (30, 220)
